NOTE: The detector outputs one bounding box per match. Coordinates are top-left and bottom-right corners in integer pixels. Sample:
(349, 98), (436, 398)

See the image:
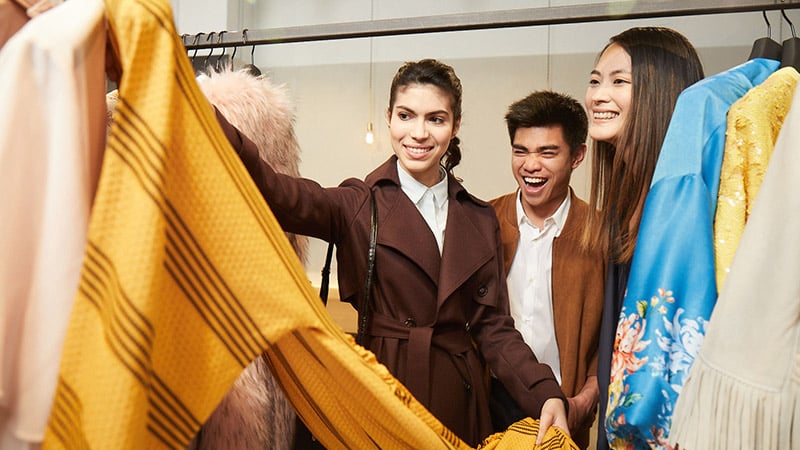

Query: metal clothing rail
(182, 0), (800, 50)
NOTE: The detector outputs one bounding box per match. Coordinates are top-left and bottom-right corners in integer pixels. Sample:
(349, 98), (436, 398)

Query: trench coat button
(403, 317), (416, 327)
(465, 322), (470, 332)
(477, 286), (488, 297)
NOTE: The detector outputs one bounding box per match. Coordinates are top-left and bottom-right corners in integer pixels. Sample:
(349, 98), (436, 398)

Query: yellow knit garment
(41, 0), (577, 449)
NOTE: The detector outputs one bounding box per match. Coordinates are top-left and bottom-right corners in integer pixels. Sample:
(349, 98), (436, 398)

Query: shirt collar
(397, 160), (448, 207)
(515, 189), (571, 235)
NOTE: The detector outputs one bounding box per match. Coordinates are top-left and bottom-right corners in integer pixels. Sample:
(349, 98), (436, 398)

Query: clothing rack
(182, 0), (800, 50)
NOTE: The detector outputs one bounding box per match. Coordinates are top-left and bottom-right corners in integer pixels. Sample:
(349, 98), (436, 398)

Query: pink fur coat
(188, 66), (308, 450)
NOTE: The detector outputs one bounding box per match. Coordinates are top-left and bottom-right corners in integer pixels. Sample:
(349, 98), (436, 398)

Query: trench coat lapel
(367, 157), (494, 303)
(377, 182), (442, 285)
(437, 187), (494, 306)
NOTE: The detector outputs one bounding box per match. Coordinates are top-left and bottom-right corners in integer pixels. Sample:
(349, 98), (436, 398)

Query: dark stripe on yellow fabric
(81, 244), (152, 385)
(146, 410), (188, 449)
(160, 222), (272, 357)
(146, 422), (183, 449)
(508, 419), (538, 437)
(163, 246), (255, 366)
(114, 97), (275, 363)
(48, 380), (89, 450)
(78, 246), (116, 312)
(147, 381), (201, 443)
(269, 332), (355, 448)
(81, 242), (201, 444)
(83, 246), (155, 359)
(109, 102), (166, 197)
(110, 98), (272, 363)
(440, 427), (462, 447)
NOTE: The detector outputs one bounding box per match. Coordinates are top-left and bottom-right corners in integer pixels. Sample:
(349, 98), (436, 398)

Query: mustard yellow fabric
(41, 0), (578, 449)
(714, 67), (799, 291)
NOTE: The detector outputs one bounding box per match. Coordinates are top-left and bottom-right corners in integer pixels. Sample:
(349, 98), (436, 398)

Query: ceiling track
(182, 0), (800, 49)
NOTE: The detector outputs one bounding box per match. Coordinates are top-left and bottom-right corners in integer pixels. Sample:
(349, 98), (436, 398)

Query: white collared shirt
(397, 161), (448, 254)
(506, 190), (570, 384)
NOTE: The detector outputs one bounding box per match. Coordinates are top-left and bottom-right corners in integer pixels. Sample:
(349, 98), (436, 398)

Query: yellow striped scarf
(41, 0), (577, 448)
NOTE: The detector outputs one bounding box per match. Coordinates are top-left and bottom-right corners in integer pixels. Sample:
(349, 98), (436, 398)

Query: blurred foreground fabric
(40, 0), (578, 449)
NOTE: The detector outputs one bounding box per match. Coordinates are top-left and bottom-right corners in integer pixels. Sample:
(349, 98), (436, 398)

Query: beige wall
(262, 44), (755, 284)
(173, 2), (799, 285)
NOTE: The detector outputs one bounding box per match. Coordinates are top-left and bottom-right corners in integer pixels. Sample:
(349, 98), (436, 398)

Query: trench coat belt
(368, 311), (472, 407)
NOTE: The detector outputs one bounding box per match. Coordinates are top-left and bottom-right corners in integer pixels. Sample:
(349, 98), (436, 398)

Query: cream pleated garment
(41, 0), (577, 449)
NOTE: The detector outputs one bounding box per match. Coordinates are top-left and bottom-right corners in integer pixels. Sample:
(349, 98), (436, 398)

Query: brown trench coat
(491, 191), (606, 449)
(227, 117), (565, 445)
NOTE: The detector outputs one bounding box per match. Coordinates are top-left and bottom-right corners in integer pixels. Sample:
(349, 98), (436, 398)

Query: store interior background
(173, 0), (798, 373)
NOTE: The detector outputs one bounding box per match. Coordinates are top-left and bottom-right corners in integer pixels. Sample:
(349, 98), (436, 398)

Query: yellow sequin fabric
(714, 67), (799, 291)
(41, 0), (577, 449)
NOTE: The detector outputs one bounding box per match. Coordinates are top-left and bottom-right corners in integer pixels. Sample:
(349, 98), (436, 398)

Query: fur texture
(198, 65), (308, 264)
(187, 65), (307, 450)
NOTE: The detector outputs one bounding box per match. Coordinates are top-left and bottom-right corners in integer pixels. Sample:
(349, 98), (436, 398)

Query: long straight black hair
(583, 27), (704, 262)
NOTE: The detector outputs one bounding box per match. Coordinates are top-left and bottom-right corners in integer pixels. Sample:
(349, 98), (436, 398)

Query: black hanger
(203, 31), (217, 70)
(190, 32), (205, 60)
(779, 10), (800, 71)
(215, 31), (228, 72)
(749, 11), (782, 61)
(230, 29), (243, 70)
(240, 29), (262, 76)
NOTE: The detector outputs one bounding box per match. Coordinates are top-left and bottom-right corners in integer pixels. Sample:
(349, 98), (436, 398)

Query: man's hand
(567, 376), (599, 431)
(537, 397), (570, 445)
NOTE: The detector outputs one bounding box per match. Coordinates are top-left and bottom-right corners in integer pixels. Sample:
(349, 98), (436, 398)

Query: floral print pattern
(606, 288), (707, 449)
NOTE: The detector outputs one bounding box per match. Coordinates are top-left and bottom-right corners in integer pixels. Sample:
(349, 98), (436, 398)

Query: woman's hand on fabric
(536, 397), (570, 445)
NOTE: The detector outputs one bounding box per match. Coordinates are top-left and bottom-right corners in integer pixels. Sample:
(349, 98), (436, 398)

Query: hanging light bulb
(364, 1), (376, 146)
(364, 121), (374, 144)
